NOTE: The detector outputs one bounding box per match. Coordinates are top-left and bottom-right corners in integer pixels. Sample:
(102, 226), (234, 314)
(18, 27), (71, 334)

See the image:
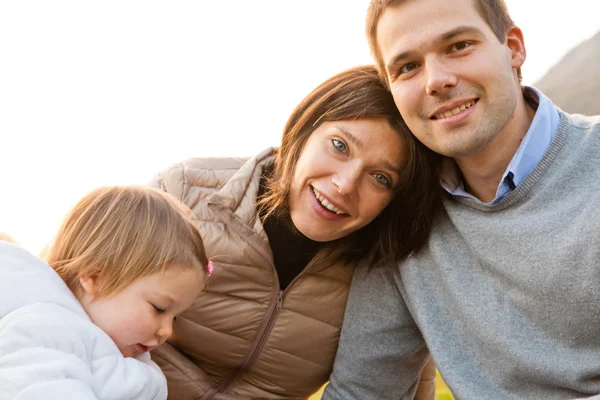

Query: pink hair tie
(207, 260), (214, 277)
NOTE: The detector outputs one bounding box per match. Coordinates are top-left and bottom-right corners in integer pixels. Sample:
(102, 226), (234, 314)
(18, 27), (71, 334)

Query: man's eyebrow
(434, 25), (485, 46)
(386, 50), (414, 74)
(386, 25), (485, 73)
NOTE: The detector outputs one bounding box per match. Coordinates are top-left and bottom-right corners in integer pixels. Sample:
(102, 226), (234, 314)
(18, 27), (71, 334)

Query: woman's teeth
(434, 100), (475, 120)
(312, 187), (345, 214)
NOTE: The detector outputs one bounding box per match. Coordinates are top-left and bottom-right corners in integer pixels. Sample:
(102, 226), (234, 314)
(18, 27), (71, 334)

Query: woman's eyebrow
(334, 126), (363, 149)
(334, 126), (402, 175)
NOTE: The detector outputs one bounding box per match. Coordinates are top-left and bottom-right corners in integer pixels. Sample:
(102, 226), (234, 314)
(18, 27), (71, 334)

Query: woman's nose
(331, 165), (360, 197)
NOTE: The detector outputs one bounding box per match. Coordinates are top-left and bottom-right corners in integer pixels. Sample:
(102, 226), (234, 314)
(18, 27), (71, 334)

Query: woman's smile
(309, 185), (350, 220)
(289, 118), (405, 242)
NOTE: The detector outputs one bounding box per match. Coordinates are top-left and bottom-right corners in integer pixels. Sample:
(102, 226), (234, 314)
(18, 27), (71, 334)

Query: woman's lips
(308, 186), (347, 221)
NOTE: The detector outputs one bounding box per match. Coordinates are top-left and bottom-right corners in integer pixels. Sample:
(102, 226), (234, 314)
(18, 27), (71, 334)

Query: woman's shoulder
(152, 156), (247, 187)
(148, 148), (276, 205)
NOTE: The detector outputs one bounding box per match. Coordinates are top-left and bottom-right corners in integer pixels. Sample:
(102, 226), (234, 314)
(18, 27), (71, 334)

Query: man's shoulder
(561, 111), (600, 132)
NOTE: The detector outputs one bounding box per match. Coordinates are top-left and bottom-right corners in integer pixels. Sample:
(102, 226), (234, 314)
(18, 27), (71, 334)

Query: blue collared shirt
(441, 87), (560, 204)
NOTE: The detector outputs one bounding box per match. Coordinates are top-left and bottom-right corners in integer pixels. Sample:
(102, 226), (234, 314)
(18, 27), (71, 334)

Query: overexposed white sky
(1, 1), (598, 253)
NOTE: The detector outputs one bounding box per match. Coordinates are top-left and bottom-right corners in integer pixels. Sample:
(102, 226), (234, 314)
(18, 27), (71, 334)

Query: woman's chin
(294, 222), (346, 242)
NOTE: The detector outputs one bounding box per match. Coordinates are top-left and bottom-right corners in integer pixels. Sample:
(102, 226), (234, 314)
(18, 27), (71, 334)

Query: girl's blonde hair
(0, 232), (17, 244)
(45, 186), (208, 299)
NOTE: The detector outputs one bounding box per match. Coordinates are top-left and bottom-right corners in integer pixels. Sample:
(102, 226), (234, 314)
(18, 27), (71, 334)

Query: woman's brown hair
(260, 65), (442, 266)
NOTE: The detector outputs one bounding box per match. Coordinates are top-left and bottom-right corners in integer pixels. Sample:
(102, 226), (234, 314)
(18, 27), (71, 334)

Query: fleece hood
(0, 241), (87, 320)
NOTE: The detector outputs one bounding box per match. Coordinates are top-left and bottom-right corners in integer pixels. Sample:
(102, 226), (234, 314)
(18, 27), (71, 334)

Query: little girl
(0, 186), (212, 399)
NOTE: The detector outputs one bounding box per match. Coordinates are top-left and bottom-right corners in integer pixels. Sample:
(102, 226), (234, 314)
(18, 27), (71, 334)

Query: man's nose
(425, 59), (457, 96)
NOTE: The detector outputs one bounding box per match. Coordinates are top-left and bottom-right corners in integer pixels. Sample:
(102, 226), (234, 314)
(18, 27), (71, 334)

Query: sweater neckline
(450, 111), (570, 212)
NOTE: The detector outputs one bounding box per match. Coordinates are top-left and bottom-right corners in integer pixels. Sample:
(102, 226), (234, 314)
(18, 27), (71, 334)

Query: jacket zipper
(201, 202), (283, 400)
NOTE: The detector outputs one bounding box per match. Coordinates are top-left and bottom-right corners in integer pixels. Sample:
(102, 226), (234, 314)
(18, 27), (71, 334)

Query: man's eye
(399, 62), (419, 74)
(373, 173), (391, 187)
(450, 41), (471, 52)
(153, 304), (166, 314)
(332, 139), (347, 153)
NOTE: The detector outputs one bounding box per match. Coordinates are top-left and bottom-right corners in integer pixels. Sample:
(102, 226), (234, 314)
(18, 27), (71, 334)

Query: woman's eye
(153, 304), (166, 314)
(332, 139), (347, 153)
(373, 173), (391, 187)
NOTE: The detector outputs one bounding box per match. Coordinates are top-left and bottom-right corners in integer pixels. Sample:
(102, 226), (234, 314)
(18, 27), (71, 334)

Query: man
(323, 0), (600, 398)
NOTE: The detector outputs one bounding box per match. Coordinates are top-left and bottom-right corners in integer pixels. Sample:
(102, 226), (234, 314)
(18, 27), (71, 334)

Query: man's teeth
(312, 187), (345, 214)
(434, 100), (475, 120)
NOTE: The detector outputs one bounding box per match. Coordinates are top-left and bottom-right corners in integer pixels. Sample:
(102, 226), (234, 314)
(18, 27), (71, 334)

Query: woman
(149, 65), (441, 399)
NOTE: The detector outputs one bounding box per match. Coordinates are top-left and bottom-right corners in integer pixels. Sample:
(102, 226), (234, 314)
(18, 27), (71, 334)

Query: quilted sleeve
(151, 342), (215, 399)
(148, 162), (186, 201)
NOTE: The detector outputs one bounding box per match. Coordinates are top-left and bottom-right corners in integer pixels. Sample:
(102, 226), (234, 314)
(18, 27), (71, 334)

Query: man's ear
(79, 274), (100, 296)
(506, 26), (526, 70)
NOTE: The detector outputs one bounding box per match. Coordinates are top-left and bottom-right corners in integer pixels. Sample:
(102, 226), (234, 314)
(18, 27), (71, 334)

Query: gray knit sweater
(323, 112), (600, 400)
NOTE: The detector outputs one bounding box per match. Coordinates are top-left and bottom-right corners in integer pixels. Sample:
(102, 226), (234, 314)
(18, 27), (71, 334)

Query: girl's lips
(136, 344), (149, 353)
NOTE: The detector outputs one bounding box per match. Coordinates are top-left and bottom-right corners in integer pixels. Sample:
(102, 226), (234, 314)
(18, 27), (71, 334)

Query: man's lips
(430, 98), (478, 120)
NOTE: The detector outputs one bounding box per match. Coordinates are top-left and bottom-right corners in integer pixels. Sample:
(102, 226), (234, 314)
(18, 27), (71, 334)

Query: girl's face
(289, 117), (407, 242)
(79, 266), (204, 358)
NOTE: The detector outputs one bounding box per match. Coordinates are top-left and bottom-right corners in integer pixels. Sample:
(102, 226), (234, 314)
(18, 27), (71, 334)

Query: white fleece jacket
(0, 241), (167, 400)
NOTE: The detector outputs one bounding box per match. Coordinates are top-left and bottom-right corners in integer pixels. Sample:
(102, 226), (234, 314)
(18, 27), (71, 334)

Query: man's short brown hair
(366, 0), (516, 86)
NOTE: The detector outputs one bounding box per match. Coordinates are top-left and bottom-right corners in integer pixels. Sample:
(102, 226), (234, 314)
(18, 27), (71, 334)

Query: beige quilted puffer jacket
(149, 148), (436, 400)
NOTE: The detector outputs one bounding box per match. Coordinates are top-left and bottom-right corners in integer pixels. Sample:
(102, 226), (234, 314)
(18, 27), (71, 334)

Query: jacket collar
(207, 147), (276, 226)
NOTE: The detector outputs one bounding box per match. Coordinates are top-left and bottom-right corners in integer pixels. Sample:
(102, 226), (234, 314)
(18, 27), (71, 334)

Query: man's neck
(456, 94), (536, 203)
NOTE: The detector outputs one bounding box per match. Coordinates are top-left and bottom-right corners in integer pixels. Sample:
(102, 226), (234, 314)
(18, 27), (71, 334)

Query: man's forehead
(376, 0), (486, 58)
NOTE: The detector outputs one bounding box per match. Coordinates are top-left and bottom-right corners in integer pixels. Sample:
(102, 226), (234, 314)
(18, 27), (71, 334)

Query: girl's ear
(79, 275), (99, 296)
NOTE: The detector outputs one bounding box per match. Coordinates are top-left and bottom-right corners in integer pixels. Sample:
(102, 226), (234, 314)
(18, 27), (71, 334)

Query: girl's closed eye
(152, 304), (166, 314)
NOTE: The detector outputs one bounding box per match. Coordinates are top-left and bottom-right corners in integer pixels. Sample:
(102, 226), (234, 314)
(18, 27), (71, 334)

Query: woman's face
(289, 117), (407, 242)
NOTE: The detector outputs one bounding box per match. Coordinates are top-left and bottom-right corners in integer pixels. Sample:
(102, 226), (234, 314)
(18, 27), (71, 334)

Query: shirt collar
(440, 87), (560, 203)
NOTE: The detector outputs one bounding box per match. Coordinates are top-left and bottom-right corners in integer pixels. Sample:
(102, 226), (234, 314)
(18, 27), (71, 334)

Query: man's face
(376, 0), (525, 161)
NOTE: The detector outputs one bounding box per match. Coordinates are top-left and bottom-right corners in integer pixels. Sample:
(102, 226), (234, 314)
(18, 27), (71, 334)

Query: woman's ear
(79, 275), (99, 296)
